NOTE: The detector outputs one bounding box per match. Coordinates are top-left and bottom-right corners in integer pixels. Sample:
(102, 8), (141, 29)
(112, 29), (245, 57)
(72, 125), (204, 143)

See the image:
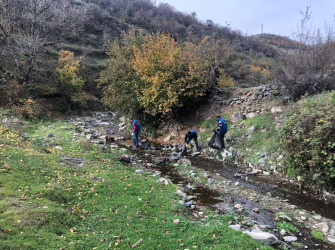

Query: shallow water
(117, 142), (335, 249)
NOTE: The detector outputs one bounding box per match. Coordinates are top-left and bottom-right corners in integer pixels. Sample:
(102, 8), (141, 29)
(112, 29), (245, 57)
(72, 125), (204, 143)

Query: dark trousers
(133, 132), (139, 147)
(218, 132), (226, 149)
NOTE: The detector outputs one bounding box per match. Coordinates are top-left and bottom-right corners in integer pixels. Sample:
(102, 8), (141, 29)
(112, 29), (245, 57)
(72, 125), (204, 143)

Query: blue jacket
(132, 120), (141, 134)
(185, 130), (197, 142)
(217, 117), (227, 134)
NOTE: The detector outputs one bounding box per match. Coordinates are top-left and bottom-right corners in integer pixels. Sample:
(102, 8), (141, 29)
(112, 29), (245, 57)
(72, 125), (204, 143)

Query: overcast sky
(156, 0), (335, 38)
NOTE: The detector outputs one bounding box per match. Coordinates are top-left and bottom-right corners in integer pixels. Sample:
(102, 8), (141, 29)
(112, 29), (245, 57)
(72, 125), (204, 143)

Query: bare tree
(275, 7), (335, 100)
(0, 0), (86, 85)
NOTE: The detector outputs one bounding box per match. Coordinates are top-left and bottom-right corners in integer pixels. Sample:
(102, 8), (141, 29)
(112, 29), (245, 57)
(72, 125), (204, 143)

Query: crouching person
(183, 130), (200, 152)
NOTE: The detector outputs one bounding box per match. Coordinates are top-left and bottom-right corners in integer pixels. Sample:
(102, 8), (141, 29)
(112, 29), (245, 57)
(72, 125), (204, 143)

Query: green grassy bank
(0, 119), (271, 249)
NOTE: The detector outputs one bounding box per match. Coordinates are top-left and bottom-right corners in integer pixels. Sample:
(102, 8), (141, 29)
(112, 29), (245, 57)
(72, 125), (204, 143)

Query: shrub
(12, 99), (47, 120)
(280, 94), (335, 192)
(79, 137), (92, 150)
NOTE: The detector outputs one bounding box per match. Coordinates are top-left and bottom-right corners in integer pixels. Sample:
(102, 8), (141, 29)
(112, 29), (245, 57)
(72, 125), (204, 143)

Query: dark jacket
(217, 117), (227, 134)
(185, 130), (197, 142)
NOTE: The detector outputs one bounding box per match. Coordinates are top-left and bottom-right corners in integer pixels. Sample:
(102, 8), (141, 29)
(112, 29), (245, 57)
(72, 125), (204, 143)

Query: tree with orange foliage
(99, 31), (234, 120)
(130, 33), (206, 116)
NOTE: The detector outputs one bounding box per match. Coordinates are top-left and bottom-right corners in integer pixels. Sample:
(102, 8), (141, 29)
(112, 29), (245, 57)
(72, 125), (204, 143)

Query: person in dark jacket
(130, 118), (141, 148)
(183, 130), (200, 152)
(216, 116), (227, 149)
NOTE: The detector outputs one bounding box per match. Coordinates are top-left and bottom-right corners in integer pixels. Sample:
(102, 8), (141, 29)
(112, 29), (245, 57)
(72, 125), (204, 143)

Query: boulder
(177, 158), (192, 166)
(246, 229), (278, 245)
(247, 126), (255, 136)
(230, 112), (244, 122)
(314, 222), (329, 234)
(270, 106), (283, 113)
(246, 112), (258, 119)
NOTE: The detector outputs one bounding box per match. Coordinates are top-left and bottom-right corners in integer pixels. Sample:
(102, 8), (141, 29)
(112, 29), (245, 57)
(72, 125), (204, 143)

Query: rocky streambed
(69, 112), (335, 249)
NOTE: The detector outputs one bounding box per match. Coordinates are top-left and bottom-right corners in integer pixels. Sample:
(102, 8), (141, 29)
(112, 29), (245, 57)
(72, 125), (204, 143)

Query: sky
(155, 0), (335, 38)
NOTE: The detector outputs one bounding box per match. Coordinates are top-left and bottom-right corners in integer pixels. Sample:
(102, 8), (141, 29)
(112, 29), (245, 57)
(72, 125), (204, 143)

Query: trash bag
(208, 132), (224, 150)
(119, 155), (131, 164)
(139, 139), (151, 150)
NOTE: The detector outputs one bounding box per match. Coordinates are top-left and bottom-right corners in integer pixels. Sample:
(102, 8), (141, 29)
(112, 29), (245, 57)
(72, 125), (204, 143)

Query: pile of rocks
(228, 85), (279, 106)
(229, 85), (281, 121)
(70, 112), (125, 145)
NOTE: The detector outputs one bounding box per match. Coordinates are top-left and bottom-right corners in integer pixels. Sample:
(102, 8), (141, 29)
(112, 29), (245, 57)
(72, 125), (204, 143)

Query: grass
(225, 113), (279, 164)
(0, 118), (272, 249)
(231, 113), (277, 150)
(197, 112), (280, 168)
(275, 221), (299, 233)
(311, 229), (326, 242)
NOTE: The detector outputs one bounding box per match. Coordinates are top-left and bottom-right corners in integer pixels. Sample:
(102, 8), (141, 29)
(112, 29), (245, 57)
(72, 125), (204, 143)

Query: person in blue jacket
(216, 115), (227, 149)
(130, 118), (141, 148)
(183, 130), (200, 152)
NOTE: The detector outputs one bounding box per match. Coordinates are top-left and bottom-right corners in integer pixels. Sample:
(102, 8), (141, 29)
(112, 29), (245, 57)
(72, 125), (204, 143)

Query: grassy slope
(0, 119), (271, 249)
(196, 94), (281, 166)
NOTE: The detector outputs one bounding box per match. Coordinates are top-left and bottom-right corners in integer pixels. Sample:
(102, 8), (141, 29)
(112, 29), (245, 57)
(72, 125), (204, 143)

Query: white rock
(246, 112), (258, 119)
(246, 230), (278, 245)
(283, 236), (298, 242)
(229, 224), (241, 231)
(173, 219), (180, 224)
(270, 106), (283, 113)
(158, 178), (170, 186)
(279, 215), (292, 222)
(234, 204), (242, 209)
(327, 237), (335, 243)
(314, 222), (329, 234)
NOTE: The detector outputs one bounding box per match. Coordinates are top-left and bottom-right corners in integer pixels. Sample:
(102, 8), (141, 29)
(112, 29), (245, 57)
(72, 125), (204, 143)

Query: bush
(280, 93), (335, 192)
(12, 99), (48, 120)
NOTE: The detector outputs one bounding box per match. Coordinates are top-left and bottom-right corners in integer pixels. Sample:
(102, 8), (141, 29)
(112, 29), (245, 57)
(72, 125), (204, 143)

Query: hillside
(1, 0), (282, 112)
(251, 33), (301, 50)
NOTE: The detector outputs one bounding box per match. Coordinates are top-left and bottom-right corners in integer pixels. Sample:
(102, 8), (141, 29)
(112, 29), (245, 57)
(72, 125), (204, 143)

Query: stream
(71, 113), (335, 249)
(116, 141), (334, 249)
(190, 157), (335, 221)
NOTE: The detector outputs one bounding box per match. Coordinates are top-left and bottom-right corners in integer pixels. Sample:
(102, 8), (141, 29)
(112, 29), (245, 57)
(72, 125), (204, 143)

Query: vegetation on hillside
(280, 92), (335, 192)
(56, 50), (86, 111)
(275, 7), (335, 100)
(1, 0), (278, 113)
(98, 31), (234, 119)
